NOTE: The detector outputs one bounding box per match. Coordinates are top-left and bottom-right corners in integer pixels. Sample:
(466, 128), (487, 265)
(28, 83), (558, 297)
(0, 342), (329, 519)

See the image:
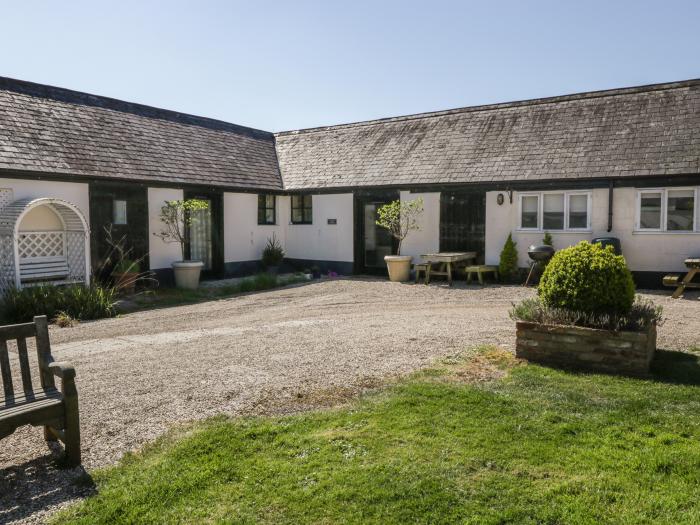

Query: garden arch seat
(0, 198), (90, 293)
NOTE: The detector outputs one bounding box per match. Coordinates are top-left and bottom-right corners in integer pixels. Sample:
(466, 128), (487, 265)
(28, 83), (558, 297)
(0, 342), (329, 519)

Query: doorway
(354, 192), (399, 274)
(440, 191), (486, 263)
(184, 190), (223, 279)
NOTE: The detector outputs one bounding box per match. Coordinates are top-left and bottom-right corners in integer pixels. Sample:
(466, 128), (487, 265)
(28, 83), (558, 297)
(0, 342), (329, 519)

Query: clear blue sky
(2, 1), (698, 132)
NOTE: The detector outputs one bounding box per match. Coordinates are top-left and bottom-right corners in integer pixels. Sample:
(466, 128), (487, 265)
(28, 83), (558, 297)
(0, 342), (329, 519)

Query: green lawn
(55, 347), (700, 524)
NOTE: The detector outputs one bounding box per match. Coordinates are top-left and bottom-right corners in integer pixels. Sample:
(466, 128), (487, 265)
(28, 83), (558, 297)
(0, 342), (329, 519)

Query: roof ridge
(0, 76), (274, 141)
(275, 78), (700, 136)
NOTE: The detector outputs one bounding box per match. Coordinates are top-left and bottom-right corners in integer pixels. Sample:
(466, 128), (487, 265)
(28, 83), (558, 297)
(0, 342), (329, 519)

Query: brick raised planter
(515, 321), (656, 376)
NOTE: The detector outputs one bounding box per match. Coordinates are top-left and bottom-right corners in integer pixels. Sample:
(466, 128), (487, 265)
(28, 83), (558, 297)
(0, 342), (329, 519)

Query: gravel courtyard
(2, 278), (699, 524)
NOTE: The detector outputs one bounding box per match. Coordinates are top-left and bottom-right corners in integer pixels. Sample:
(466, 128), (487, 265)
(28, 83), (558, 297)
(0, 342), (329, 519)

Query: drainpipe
(607, 181), (614, 232)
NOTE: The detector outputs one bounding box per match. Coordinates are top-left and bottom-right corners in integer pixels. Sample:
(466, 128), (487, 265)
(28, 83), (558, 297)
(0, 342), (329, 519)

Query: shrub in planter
(112, 259), (141, 294)
(512, 241), (659, 376)
(539, 241), (635, 316)
(261, 234), (285, 273)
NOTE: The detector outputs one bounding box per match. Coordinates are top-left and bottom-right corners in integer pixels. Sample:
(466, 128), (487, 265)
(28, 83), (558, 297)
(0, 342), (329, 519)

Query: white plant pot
(172, 261), (204, 290)
(384, 255), (413, 282)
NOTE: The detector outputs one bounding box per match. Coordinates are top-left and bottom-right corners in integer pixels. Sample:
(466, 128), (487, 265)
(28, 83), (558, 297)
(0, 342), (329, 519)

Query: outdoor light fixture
(497, 193), (504, 205)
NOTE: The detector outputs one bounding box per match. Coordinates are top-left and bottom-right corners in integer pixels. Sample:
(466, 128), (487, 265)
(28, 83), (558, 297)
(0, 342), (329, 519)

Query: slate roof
(275, 80), (700, 190)
(0, 77), (282, 191)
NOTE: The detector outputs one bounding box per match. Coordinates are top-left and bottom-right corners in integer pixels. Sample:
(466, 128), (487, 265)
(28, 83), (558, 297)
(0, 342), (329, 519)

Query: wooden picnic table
(665, 258), (700, 298)
(420, 252), (477, 285)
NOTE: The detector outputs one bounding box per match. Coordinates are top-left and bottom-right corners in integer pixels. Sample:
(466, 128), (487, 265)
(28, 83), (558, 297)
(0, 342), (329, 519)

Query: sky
(1, 1), (699, 132)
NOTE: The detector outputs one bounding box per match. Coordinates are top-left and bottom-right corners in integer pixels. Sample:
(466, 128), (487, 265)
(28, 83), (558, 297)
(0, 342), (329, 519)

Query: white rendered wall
(284, 193), (354, 262)
(0, 178), (89, 223)
(223, 192), (287, 263)
(223, 192), (354, 264)
(399, 191), (440, 261)
(148, 187), (183, 270)
(484, 187), (699, 272)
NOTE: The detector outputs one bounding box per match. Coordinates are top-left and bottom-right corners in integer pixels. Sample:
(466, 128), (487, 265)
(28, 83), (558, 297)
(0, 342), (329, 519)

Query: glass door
(362, 202), (394, 271)
(187, 199), (212, 270)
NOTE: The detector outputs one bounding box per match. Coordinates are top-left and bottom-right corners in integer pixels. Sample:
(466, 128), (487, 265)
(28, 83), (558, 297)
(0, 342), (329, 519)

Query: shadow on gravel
(0, 443), (95, 524)
(651, 349), (700, 386)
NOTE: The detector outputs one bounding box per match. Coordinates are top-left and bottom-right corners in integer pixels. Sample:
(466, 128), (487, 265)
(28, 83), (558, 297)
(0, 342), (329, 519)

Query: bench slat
(0, 340), (12, 398)
(16, 338), (33, 398)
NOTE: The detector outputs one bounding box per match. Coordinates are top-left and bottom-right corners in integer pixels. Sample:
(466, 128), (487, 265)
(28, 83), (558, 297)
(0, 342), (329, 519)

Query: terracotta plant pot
(384, 255), (412, 282)
(172, 260), (204, 290)
(112, 272), (138, 294)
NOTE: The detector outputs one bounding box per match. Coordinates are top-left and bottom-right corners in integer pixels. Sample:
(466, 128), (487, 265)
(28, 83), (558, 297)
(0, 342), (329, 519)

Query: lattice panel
(65, 232), (87, 281)
(0, 189), (14, 211)
(18, 231), (65, 259)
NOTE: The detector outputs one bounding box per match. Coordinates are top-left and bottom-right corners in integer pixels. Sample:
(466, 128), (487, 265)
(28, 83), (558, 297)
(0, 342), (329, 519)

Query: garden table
(420, 252), (477, 285)
(665, 258), (700, 298)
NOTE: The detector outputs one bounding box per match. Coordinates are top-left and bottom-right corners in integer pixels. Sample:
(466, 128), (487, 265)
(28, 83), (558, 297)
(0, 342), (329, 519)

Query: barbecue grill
(525, 244), (555, 286)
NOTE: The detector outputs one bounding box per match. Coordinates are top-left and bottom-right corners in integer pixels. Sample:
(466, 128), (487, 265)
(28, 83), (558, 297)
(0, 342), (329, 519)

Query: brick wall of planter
(515, 321), (656, 376)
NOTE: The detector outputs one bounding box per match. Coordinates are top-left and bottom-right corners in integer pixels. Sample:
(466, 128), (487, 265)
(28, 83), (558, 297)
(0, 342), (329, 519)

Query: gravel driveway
(1, 278), (699, 524)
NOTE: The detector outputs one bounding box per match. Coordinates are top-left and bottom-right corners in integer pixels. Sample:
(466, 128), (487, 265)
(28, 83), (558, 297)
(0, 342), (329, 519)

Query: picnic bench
(664, 258), (700, 299)
(0, 315), (80, 466)
(419, 252), (477, 285)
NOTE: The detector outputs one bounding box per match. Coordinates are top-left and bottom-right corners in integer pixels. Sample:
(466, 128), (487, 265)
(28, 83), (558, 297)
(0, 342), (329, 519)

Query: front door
(354, 192), (399, 274)
(184, 190), (223, 279)
(440, 191), (486, 263)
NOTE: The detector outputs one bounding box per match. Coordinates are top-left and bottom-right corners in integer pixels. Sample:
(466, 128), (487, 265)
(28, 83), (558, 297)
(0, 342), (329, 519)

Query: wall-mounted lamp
(497, 193), (505, 206)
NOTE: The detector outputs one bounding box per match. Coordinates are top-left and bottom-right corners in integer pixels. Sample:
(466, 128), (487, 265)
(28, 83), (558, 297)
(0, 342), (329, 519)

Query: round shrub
(538, 241), (635, 315)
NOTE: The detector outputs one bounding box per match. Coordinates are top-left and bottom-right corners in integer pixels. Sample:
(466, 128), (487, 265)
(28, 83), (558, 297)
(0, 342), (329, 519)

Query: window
(637, 188), (697, 232)
(520, 195), (539, 229)
(543, 194), (564, 230)
(113, 199), (127, 225)
(291, 194), (312, 224)
(519, 192), (591, 231)
(257, 194), (276, 225)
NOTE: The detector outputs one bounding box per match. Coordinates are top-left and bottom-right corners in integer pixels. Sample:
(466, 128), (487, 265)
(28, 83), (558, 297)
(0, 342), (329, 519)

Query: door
(354, 192), (399, 274)
(440, 191), (486, 263)
(184, 190), (223, 278)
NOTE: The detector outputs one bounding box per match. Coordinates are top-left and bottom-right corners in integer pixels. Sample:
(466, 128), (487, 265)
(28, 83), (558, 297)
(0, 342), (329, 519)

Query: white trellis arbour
(0, 198), (90, 293)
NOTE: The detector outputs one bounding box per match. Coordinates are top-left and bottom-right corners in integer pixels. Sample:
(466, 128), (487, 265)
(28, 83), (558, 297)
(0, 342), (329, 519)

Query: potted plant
(311, 265), (321, 279)
(261, 234), (285, 274)
(111, 259), (141, 294)
(303, 268), (313, 280)
(154, 199), (209, 289)
(510, 241), (662, 376)
(375, 198), (424, 282)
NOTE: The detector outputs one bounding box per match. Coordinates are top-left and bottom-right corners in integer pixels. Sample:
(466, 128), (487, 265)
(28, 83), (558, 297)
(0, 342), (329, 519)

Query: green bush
(542, 232), (553, 246)
(498, 233), (519, 282)
(0, 284), (117, 324)
(538, 241), (635, 315)
(261, 234), (285, 267)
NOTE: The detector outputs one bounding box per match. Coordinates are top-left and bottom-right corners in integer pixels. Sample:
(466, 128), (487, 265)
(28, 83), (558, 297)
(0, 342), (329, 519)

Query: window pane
(667, 190), (694, 231)
(266, 195), (275, 209)
(265, 209), (274, 223)
(258, 208), (265, 224)
(292, 209), (302, 223)
(303, 195), (312, 208)
(113, 200), (127, 225)
(639, 193), (662, 229)
(568, 194), (588, 229)
(303, 208), (312, 223)
(521, 196), (538, 228)
(291, 195), (301, 209)
(543, 194), (564, 230)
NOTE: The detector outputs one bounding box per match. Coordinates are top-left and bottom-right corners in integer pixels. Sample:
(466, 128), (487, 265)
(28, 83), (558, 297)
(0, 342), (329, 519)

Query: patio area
(2, 278), (699, 523)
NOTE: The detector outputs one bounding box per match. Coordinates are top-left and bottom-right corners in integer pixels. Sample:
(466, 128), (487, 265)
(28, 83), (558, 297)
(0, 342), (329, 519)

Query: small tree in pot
(375, 198), (424, 282)
(154, 199), (209, 289)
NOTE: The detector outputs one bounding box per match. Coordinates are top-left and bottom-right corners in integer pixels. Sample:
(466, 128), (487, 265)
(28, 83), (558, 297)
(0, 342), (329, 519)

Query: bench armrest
(48, 361), (76, 381)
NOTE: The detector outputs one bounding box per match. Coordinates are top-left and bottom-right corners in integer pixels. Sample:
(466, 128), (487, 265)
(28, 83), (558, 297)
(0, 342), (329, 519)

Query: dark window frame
(257, 194), (276, 225)
(291, 194), (313, 224)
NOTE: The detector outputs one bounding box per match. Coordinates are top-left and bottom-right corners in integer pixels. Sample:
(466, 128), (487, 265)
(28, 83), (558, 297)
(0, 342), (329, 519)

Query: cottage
(0, 76), (698, 289)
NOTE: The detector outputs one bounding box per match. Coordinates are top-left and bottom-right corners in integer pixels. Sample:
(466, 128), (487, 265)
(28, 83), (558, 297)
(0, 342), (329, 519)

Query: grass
(127, 273), (310, 311)
(54, 347), (700, 524)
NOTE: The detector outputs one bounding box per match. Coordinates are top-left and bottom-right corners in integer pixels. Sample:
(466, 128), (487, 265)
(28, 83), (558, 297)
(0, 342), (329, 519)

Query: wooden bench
(465, 265), (499, 285)
(0, 315), (80, 466)
(19, 256), (70, 284)
(663, 258), (700, 299)
(414, 263), (430, 284)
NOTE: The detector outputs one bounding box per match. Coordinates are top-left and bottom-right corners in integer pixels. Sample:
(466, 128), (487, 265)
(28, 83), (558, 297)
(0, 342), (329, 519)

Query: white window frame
(635, 187), (698, 233)
(517, 191), (592, 232)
